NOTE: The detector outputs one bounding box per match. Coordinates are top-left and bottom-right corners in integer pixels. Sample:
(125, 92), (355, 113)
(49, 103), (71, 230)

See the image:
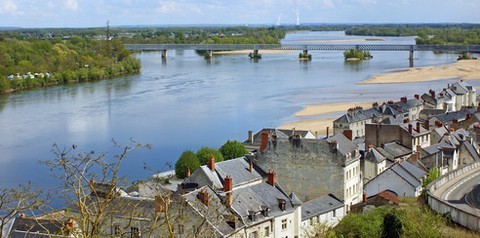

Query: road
(435, 168), (480, 214)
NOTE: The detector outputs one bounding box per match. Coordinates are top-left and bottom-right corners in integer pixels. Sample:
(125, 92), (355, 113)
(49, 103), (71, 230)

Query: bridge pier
(299, 49), (312, 60)
(161, 49), (167, 59)
(249, 49), (261, 59)
(409, 50), (414, 68)
(205, 50), (213, 59)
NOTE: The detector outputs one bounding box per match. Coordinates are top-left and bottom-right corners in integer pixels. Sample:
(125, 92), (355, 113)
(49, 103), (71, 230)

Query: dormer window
(278, 199), (286, 211)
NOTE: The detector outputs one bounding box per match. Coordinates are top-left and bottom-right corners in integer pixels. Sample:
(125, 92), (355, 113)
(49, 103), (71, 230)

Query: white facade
(343, 159), (363, 211)
(364, 159), (386, 181)
(300, 206), (344, 238)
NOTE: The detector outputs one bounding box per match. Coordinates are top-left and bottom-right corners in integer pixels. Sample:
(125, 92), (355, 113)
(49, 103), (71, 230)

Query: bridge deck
(125, 44), (480, 52)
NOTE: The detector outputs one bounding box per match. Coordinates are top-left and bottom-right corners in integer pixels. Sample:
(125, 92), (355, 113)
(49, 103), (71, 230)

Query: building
(300, 194), (344, 237)
(364, 161), (427, 197)
(363, 146), (387, 181)
(365, 121), (430, 152)
(254, 131), (363, 211)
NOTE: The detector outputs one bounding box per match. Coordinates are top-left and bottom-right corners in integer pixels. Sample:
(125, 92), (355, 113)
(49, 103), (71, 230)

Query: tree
(41, 139), (176, 238)
(381, 211), (403, 238)
(0, 183), (43, 238)
(196, 147), (224, 165)
(175, 150), (200, 179)
(219, 140), (248, 160)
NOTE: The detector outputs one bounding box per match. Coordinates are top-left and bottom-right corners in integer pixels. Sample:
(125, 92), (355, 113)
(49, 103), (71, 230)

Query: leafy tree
(422, 167), (441, 189)
(381, 211), (403, 238)
(334, 205), (393, 238)
(196, 146), (224, 165)
(175, 150), (200, 179)
(219, 140), (248, 160)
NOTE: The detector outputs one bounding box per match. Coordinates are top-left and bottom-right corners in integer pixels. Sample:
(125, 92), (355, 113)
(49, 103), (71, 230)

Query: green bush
(196, 147), (224, 165)
(174, 150), (200, 179)
(219, 140), (248, 160)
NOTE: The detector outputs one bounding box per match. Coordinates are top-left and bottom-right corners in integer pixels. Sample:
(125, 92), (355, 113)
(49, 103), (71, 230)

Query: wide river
(0, 31), (471, 193)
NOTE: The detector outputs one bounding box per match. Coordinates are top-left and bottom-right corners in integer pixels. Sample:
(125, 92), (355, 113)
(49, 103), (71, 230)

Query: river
(0, 31), (471, 193)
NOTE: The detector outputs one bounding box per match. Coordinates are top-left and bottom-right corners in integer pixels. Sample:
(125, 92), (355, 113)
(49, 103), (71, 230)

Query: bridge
(125, 44), (480, 67)
(427, 162), (480, 231)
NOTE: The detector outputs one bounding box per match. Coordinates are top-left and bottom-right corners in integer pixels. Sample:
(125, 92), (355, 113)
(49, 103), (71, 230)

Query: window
(264, 226), (270, 237)
(178, 224), (184, 234)
(113, 225), (121, 236)
(282, 219), (288, 230)
(333, 209), (336, 217)
(249, 231), (258, 238)
(130, 227), (140, 238)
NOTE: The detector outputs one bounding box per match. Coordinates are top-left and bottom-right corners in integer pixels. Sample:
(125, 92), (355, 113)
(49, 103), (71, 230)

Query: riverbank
(359, 59), (480, 84)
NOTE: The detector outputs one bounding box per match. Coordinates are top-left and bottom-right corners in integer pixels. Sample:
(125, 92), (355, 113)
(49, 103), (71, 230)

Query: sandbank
(278, 118), (335, 136)
(359, 59), (480, 84)
(295, 101), (374, 117)
(213, 49), (295, 55)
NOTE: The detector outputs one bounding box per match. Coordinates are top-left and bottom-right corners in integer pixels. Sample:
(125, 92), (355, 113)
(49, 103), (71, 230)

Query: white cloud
(0, 0), (19, 15)
(64, 0), (80, 11)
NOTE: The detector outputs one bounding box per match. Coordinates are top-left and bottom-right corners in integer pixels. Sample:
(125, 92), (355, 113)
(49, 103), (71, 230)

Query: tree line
(345, 24), (480, 45)
(0, 36), (140, 94)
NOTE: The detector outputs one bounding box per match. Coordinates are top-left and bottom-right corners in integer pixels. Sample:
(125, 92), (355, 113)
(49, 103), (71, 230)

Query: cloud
(64, 0), (80, 11)
(155, 1), (203, 15)
(0, 0), (19, 15)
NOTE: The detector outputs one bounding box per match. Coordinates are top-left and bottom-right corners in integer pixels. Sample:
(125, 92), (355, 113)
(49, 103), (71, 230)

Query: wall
(364, 169), (416, 197)
(255, 138), (346, 202)
(427, 162), (480, 232)
(365, 124), (401, 148)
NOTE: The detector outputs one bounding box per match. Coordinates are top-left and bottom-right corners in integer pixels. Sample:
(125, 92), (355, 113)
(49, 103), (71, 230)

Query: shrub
(174, 150), (200, 179)
(196, 147), (224, 165)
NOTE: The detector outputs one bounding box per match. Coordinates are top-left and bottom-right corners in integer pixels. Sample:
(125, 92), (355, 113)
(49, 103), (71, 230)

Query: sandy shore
(295, 101), (374, 117)
(278, 118), (336, 136)
(214, 49), (295, 55)
(360, 59), (480, 84)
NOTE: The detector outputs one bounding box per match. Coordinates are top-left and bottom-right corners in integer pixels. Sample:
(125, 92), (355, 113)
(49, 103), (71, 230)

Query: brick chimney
(408, 124), (413, 135)
(401, 97), (407, 103)
(224, 175), (233, 192)
(363, 192), (367, 202)
(197, 188), (210, 207)
(155, 195), (170, 212)
(425, 120), (430, 130)
(416, 145), (422, 153)
(208, 156), (215, 172)
(248, 130), (253, 143)
(343, 129), (353, 141)
(249, 161), (253, 173)
(326, 127), (329, 139)
(186, 167), (191, 177)
(260, 131), (269, 152)
(414, 94), (420, 100)
(267, 170), (276, 187)
(411, 152), (419, 162)
(467, 114), (472, 120)
(416, 122), (421, 132)
(430, 90), (435, 98)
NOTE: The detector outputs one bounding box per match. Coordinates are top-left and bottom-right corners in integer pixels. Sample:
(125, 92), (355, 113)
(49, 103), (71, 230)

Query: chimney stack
(155, 195), (169, 212)
(248, 130), (253, 143)
(363, 192), (367, 203)
(197, 188), (210, 207)
(249, 161), (253, 172)
(260, 131), (269, 152)
(416, 122), (421, 132)
(224, 175), (233, 192)
(186, 167), (191, 177)
(326, 127), (329, 139)
(425, 120), (430, 130)
(408, 124), (413, 135)
(368, 144), (374, 152)
(267, 170), (276, 187)
(343, 129), (353, 141)
(414, 94), (420, 100)
(416, 145), (422, 153)
(401, 97), (407, 103)
(208, 156), (215, 172)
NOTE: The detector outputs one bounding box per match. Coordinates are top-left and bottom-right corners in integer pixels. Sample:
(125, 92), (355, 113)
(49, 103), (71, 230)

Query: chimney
(197, 188), (210, 207)
(186, 167), (191, 177)
(343, 129), (353, 141)
(249, 161), (253, 173)
(401, 97), (407, 103)
(224, 175), (233, 192)
(414, 94), (419, 100)
(19, 213), (26, 219)
(411, 152), (419, 162)
(477, 105), (480, 113)
(225, 191), (233, 208)
(416, 122), (421, 132)
(326, 127), (329, 138)
(65, 218), (77, 232)
(430, 90), (435, 98)
(208, 156), (215, 172)
(408, 124), (413, 135)
(362, 192), (367, 203)
(467, 114), (472, 120)
(453, 119), (458, 124)
(155, 195), (169, 212)
(248, 130), (253, 143)
(403, 119), (409, 123)
(416, 145), (422, 153)
(425, 120), (430, 130)
(368, 144), (374, 152)
(267, 170), (276, 187)
(260, 131), (269, 152)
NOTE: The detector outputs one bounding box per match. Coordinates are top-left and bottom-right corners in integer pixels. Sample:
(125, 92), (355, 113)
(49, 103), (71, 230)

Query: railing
(125, 44), (480, 52)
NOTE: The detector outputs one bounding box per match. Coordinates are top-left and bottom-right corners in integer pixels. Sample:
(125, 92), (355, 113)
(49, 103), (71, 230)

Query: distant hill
(0, 26), (22, 30)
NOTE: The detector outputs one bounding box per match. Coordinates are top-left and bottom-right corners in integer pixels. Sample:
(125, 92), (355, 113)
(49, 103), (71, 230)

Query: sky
(0, 0), (479, 28)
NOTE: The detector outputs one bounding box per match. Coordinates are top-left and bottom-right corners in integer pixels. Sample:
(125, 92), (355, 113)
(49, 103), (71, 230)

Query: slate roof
(183, 186), (239, 236)
(376, 142), (411, 160)
(464, 141), (480, 162)
(380, 116), (403, 125)
(301, 194), (343, 221)
(365, 148), (386, 164)
(10, 214), (66, 238)
(326, 133), (358, 156)
(432, 110), (467, 123)
(420, 108), (446, 116)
